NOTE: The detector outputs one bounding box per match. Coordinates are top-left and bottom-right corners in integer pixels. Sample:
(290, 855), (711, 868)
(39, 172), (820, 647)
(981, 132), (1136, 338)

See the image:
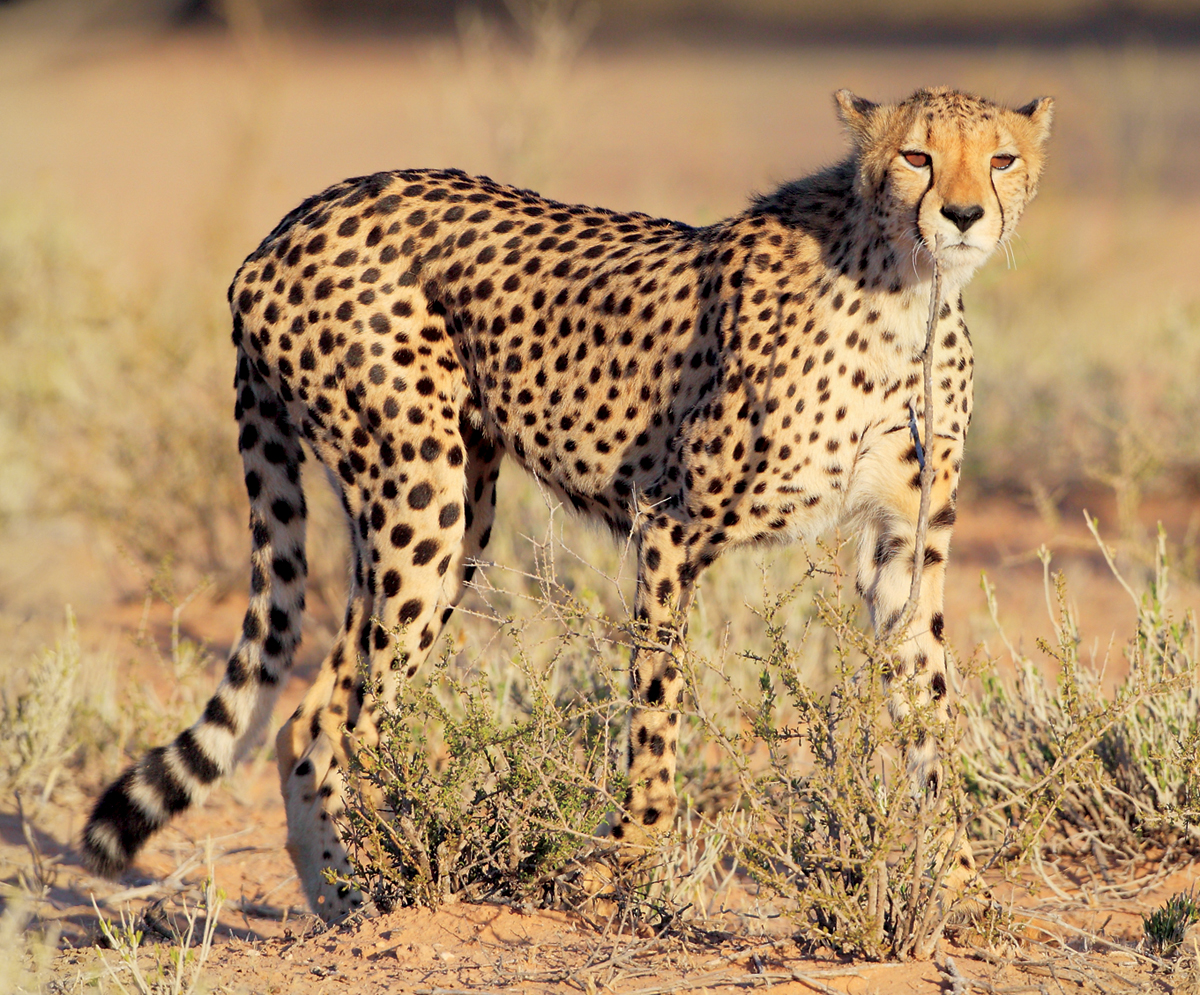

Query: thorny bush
(338, 639), (627, 913)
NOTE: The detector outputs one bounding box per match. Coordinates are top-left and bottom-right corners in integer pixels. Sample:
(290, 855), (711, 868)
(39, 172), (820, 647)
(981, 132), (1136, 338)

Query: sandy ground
(10, 760), (1200, 994)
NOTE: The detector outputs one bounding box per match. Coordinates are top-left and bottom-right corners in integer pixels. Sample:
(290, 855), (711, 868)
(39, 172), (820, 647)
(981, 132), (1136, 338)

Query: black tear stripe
(913, 159), (937, 253)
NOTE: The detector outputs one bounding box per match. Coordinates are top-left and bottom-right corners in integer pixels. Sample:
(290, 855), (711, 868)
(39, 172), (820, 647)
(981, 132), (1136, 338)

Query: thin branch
(902, 235), (943, 628)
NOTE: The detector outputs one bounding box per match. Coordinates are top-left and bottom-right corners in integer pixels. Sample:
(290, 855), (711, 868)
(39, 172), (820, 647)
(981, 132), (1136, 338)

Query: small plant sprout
(1143, 889), (1200, 958)
(92, 875), (225, 995)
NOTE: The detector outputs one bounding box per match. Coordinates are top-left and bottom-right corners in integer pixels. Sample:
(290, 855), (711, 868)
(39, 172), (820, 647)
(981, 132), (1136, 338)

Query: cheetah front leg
(609, 517), (710, 851)
(849, 422), (986, 912)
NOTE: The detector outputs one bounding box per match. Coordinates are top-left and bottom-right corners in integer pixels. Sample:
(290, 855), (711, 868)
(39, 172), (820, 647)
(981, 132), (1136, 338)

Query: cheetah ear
(1014, 96), (1054, 146)
(834, 89), (878, 141)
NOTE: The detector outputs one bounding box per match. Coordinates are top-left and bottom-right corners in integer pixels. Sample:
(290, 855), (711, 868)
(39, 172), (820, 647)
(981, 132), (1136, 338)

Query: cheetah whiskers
(1002, 229), (1029, 271)
(906, 225), (927, 282)
(998, 232), (1018, 271)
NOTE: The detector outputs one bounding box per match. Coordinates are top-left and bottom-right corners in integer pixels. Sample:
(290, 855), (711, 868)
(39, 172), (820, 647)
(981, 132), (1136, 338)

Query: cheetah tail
(81, 354), (307, 879)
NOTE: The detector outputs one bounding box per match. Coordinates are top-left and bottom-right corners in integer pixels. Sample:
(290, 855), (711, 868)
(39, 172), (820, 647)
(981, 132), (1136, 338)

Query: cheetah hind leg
(275, 424), (502, 920)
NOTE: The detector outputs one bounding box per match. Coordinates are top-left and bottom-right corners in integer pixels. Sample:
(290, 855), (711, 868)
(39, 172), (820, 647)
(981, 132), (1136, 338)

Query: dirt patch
(13, 802), (1196, 994)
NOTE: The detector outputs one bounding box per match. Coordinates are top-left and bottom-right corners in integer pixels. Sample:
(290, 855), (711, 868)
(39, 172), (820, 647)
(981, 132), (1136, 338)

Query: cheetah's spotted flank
(84, 87), (1053, 919)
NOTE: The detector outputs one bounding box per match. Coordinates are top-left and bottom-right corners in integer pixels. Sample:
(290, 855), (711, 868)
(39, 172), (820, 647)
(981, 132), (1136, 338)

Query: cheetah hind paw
(557, 818), (665, 925)
(561, 846), (661, 928)
(932, 832), (997, 925)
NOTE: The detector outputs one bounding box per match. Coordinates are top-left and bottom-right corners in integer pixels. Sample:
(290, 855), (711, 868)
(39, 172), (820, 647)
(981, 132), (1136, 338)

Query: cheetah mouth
(937, 239), (990, 260)
(916, 231), (986, 258)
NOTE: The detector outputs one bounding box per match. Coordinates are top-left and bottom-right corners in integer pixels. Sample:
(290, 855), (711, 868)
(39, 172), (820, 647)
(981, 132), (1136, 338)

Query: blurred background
(1, 0), (1199, 673)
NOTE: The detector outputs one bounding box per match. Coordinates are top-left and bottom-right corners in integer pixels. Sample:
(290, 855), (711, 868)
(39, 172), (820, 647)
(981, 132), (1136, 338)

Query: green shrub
(720, 575), (985, 961)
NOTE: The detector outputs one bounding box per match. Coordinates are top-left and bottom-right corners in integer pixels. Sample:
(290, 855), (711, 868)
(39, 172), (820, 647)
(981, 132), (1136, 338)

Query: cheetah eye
(991, 154), (1016, 170)
(902, 151), (931, 169)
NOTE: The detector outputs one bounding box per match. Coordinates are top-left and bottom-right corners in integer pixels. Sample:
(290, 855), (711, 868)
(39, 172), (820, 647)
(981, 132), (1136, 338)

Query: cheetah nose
(940, 204), (984, 233)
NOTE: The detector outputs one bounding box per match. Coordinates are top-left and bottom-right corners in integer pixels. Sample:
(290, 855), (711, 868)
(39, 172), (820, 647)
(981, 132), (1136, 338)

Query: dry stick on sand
(901, 236), (944, 630)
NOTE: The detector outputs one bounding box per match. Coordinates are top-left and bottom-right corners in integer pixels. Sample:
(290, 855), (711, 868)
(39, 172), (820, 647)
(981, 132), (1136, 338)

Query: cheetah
(83, 87), (1053, 920)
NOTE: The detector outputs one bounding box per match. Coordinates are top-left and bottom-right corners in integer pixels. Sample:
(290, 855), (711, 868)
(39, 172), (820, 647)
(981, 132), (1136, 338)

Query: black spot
(931, 672), (947, 699)
(931, 504), (957, 529)
(874, 533), (905, 566)
(412, 539), (439, 566)
(408, 482), (433, 509)
(238, 424), (259, 451)
(374, 569), (399, 600)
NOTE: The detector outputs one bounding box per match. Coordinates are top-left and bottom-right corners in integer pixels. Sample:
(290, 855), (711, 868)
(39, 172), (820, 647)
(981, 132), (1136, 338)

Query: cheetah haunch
(84, 87), (1052, 919)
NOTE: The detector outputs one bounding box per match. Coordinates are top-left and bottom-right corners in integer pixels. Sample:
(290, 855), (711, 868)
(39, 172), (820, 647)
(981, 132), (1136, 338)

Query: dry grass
(965, 525), (1200, 870)
(330, 498), (1200, 964)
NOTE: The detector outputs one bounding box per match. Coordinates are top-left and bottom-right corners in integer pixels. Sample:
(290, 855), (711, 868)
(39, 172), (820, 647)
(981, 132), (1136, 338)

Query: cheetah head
(835, 86), (1053, 284)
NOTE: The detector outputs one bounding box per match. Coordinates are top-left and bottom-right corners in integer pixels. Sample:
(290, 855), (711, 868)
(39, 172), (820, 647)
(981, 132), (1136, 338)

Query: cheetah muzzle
(83, 86), (1053, 921)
